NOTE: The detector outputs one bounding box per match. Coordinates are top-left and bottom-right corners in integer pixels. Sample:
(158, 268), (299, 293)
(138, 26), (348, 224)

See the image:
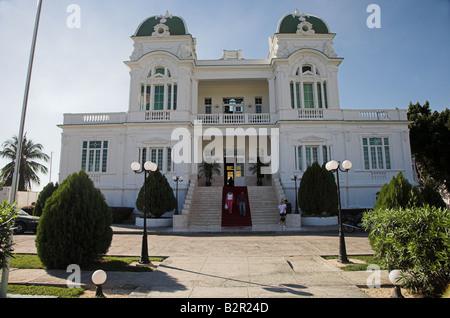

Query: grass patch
(8, 284), (85, 298)
(10, 254), (164, 272)
(323, 255), (388, 271)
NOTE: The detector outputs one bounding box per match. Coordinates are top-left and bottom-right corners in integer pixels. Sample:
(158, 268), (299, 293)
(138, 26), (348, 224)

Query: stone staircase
(187, 186), (223, 228)
(185, 184), (280, 229)
(247, 186), (280, 227)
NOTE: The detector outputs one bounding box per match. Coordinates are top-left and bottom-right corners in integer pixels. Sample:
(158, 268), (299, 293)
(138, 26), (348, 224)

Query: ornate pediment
(142, 137), (170, 145)
(298, 135), (327, 143)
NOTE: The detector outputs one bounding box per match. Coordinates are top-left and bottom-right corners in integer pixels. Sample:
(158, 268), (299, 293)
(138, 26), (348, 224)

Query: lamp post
(389, 270), (404, 298)
(131, 161), (157, 264)
(290, 175), (300, 214)
(172, 176), (183, 215)
(91, 270), (107, 298)
(0, 0), (43, 299)
(326, 159), (352, 263)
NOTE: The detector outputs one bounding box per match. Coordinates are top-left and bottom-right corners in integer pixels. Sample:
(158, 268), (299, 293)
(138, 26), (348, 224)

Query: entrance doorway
(224, 157), (245, 186)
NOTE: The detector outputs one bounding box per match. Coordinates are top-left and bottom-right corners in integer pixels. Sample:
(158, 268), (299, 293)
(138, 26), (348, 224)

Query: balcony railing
(197, 113), (272, 125)
(62, 109), (406, 126)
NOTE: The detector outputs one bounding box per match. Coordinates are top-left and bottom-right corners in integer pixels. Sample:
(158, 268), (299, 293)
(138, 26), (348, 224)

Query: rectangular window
(317, 83), (323, 109)
(140, 85), (145, 111)
(205, 98), (212, 114)
(305, 146), (318, 167)
(146, 85), (151, 110)
(151, 148), (163, 171)
(173, 84), (178, 110)
(223, 98), (243, 113)
(255, 97), (262, 113)
(303, 84), (314, 108)
(167, 148), (172, 172)
(297, 146), (303, 171)
(154, 85), (164, 110)
(290, 82), (295, 109)
(323, 82), (328, 109)
(363, 137), (391, 170)
(82, 141), (108, 173)
(167, 85), (172, 110)
(295, 83), (301, 108)
(322, 145), (328, 164)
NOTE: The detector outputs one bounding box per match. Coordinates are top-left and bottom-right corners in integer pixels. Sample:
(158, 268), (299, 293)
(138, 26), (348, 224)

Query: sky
(0, 0), (449, 191)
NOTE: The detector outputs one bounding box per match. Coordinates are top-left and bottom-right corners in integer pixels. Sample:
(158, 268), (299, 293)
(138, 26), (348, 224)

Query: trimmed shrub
(35, 171), (113, 269)
(33, 182), (58, 216)
(111, 207), (134, 223)
(298, 162), (338, 216)
(374, 171), (422, 210)
(363, 206), (450, 297)
(136, 169), (177, 218)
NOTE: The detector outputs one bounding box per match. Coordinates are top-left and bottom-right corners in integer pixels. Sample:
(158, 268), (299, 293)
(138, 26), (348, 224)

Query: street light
(389, 270), (404, 298)
(131, 161), (157, 264)
(326, 159), (352, 263)
(290, 175), (300, 214)
(172, 176), (184, 215)
(91, 270), (107, 298)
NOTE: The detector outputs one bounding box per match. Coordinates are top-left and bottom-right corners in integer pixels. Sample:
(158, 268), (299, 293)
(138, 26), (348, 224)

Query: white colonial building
(58, 11), (416, 229)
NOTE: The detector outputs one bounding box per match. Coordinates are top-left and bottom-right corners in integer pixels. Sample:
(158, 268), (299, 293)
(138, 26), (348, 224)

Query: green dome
(135, 14), (188, 36)
(277, 13), (330, 34)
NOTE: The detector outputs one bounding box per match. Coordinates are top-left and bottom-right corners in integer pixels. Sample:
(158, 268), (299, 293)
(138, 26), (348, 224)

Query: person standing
(226, 190), (234, 214)
(238, 191), (247, 217)
(278, 199), (287, 229)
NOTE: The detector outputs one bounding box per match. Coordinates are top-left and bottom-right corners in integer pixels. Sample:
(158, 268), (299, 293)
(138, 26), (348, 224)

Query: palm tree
(0, 134), (49, 191)
(198, 161), (221, 186)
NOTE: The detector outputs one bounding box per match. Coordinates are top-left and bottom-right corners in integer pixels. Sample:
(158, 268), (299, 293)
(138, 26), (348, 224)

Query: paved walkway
(6, 225), (391, 299)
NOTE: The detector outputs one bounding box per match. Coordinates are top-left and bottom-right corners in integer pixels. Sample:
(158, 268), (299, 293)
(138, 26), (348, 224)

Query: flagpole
(0, 0), (43, 298)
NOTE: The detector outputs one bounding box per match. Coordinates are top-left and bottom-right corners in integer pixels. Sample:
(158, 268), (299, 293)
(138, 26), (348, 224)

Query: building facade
(58, 11), (416, 226)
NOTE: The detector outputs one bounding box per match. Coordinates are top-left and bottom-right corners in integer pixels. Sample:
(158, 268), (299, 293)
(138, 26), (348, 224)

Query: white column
(191, 78), (199, 115)
(268, 76), (276, 113)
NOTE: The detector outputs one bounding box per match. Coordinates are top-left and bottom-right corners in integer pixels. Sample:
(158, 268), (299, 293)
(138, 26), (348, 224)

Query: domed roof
(134, 12), (188, 37)
(277, 12), (330, 34)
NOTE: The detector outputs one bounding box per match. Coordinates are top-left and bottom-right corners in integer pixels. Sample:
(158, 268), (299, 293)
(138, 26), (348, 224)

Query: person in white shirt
(278, 200), (287, 229)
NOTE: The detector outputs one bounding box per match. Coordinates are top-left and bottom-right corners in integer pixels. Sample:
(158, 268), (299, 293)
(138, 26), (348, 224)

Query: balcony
(61, 108), (407, 127)
(197, 113), (272, 125)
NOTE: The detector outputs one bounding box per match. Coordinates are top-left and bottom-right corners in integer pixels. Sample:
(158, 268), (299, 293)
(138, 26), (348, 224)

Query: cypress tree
(33, 182), (58, 216)
(136, 169), (177, 218)
(35, 170), (112, 269)
(298, 162), (338, 215)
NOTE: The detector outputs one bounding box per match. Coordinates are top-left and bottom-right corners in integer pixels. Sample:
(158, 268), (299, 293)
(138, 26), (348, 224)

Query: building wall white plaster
(58, 11), (416, 214)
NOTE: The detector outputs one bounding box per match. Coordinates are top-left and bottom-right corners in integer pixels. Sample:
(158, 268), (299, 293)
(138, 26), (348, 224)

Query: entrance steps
(246, 186), (280, 227)
(187, 185), (280, 228)
(187, 186), (223, 228)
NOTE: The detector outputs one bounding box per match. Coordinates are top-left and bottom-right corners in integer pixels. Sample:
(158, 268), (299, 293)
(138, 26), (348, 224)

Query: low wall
(301, 216), (338, 226)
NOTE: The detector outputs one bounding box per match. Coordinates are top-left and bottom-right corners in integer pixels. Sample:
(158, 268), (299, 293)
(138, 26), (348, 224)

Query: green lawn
(8, 253), (165, 298)
(322, 255), (387, 271)
(10, 253), (164, 272)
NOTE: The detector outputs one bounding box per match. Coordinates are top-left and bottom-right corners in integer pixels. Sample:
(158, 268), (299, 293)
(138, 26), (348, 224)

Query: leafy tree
(298, 162), (338, 216)
(0, 134), (49, 191)
(374, 171), (422, 210)
(408, 101), (450, 191)
(0, 201), (17, 269)
(35, 171), (112, 269)
(136, 169), (177, 218)
(33, 182), (58, 216)
(249, 157), (270, 185)
(362, 206), (450, 297)
(374, 171), (446, 210)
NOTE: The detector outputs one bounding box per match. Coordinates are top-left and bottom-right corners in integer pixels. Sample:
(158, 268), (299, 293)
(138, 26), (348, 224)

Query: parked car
(14, 210), (39, 234)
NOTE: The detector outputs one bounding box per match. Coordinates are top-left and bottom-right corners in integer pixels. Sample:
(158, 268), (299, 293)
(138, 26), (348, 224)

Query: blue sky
(0, 0), (449, 190)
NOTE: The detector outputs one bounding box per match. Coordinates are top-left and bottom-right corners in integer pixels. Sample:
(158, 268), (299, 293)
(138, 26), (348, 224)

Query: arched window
(290, 64), (328, 109)
(140, 65), (177, 111)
